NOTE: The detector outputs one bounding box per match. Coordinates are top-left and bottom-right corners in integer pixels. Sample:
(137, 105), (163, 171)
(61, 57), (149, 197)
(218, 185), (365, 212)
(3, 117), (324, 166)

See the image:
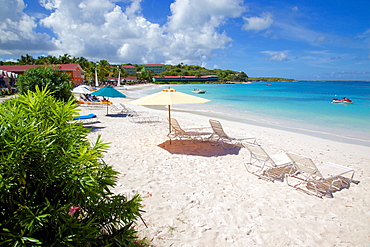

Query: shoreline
(124, 84), (370, 147)
(144, 104), (370, 147)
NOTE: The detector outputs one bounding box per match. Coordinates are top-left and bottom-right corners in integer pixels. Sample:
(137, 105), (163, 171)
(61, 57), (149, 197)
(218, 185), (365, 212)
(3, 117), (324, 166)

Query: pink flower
(69, 204), (81, 215)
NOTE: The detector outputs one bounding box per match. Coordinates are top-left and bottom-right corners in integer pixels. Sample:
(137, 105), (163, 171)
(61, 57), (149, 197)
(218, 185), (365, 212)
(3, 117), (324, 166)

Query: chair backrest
(244, 142), (274, 164)
(209, 119), (229, 139)
(286, 153), (323, 178)
(119, 103), (130, 111)
(110, 104), (120, 112)
(129, 110), (140, 117)
(169, 118), (186, 135)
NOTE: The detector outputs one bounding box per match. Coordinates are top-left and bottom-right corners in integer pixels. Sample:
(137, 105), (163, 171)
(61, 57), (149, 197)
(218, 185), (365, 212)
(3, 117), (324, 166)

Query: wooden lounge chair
(168, 118), (212, 144)
(285, 153), (356, 198)
(208, 119), (256, 149)
(243, 143), (293, 181)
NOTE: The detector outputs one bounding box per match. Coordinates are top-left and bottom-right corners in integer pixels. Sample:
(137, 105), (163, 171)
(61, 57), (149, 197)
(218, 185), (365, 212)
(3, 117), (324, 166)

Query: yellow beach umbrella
(128, 87), (210, 133)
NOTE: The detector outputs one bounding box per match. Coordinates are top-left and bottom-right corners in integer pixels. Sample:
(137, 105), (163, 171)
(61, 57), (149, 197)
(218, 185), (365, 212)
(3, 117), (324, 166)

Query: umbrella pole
(168, 105), (171, 144)
(106, 97), (109, 115)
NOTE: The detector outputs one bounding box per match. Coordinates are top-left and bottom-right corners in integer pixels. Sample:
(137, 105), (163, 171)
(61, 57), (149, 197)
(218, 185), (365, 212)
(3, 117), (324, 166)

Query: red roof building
(144, 64), (165, 73)
(121, 65), (137, 74)
(152, 75), (218, 83)
(0, 64), (85, 86)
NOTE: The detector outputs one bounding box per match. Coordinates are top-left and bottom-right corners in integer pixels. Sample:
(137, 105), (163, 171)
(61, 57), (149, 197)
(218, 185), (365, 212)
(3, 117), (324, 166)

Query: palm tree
(58, 54), (72, 64)
(76, 57), (90, 70)
(34, 55), (59, 65)
(96, 60), (111, 82)
(17, 54), (34, 65)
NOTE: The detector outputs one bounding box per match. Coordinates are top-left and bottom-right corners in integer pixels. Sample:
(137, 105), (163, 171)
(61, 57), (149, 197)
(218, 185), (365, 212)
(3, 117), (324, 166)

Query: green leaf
(22, 236), (42, 243)
(0, 87), (145, 246)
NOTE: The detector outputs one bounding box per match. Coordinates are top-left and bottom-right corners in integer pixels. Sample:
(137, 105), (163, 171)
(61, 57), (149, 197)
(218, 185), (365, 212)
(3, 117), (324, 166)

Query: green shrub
(0, 88), (144, 246)
(16, 66), (73, 102)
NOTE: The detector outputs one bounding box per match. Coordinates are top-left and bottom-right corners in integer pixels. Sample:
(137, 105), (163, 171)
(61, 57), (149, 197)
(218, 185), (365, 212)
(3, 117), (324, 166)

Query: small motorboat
(192, 88), (207, 94)
(331, 97), (353, 104)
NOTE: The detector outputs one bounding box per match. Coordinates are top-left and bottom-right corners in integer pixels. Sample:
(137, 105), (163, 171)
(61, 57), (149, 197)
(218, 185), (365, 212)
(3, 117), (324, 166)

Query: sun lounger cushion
(74, 114), (97, 120)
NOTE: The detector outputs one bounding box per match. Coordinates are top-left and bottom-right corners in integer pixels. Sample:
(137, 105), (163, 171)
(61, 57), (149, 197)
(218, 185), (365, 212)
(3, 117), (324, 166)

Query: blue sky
(1, 0), (369, 80)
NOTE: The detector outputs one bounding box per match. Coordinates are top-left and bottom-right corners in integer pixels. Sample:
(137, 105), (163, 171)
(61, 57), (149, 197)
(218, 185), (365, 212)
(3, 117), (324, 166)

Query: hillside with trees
(1, 54), (294, 83)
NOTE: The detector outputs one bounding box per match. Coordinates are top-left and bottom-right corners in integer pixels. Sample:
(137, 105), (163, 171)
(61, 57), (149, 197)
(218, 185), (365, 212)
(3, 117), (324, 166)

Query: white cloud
(262, 50), (289, 61)
(167, 0), (244, 31)
(1, 0), (246, 65)
(163, 0), (245, 64)
(242, 12), (273, 32)
(241, 8), (334, 47)
(273, 21), (330, 45)
(0, 0), (56, 56)
(357, 29), (370, 44)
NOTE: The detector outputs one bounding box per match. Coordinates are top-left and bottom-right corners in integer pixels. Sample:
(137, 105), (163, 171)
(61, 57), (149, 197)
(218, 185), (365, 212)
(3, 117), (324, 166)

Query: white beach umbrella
(95, 70), (99, 87)
(117, 68), (121, 87)
(72, 85), (92, 94)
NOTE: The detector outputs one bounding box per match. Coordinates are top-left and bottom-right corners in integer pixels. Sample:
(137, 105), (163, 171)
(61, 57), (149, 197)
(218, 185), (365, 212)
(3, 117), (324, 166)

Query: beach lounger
(119, 103), (132, 114)
(128, 110), (159, 123)
(243, 143), (293, 181)
(78, 100), (112, 106)
(119, 104), (146, 117)
(168, 118), (212, 144)
(110, 104), (127, 114)
(208, 119), (256, 149)
(285, 153), (356, 198)
(73, 113), (98, 123)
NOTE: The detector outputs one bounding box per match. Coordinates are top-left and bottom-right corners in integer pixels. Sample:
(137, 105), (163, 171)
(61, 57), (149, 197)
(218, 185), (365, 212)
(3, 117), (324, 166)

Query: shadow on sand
(157, 140), (242, 157)
(105, 114), (130, 118)
(85, 126), (106, 133)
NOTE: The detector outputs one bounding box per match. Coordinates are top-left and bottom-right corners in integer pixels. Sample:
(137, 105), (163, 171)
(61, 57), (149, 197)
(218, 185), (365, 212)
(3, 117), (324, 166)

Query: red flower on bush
(69, 204), (81, 215)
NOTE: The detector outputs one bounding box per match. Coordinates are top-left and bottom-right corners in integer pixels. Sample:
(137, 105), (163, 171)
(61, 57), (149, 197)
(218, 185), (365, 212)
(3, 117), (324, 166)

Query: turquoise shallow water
(130, 81), (370, 146)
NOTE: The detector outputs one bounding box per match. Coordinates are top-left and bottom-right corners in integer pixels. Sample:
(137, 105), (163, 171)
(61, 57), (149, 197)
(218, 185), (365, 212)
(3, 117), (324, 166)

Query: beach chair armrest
(320, 162), (355, 180)
(183, 126), (212, 132)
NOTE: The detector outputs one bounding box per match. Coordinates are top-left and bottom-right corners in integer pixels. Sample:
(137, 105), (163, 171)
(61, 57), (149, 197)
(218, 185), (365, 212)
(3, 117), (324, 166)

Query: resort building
(0, 70), (17, 90)
(122, 65), (137, 74)
(0, 64), (85, 86)
(152, 75), (218, 83)
(120, 76), (138, 84)
(144, 64), (165, 73)
(106, 76), (138, 84)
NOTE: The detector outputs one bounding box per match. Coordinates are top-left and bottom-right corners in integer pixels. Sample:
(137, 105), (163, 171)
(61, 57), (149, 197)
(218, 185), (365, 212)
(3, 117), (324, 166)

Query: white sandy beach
(78, 85), (369, 246)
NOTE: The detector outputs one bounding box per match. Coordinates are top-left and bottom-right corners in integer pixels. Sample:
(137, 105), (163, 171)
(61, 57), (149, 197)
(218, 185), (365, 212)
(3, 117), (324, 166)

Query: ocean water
(129, 81), (370, 146)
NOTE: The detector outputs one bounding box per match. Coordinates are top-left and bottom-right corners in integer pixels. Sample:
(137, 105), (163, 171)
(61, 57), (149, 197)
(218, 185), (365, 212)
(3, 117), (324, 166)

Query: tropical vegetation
(16, 66), (74, 102)
(0, 88), (146, 246)
(0, 53), (294, 83)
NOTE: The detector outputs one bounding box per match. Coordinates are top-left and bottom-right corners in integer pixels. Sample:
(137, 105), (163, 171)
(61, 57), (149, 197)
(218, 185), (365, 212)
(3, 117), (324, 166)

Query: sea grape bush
(0, 88), (144, 246)
(16, 66), (74, 102)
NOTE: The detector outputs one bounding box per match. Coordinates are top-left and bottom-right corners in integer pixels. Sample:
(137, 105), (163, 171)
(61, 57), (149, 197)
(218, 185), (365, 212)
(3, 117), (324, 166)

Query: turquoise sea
(130, 81), (370, 146)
